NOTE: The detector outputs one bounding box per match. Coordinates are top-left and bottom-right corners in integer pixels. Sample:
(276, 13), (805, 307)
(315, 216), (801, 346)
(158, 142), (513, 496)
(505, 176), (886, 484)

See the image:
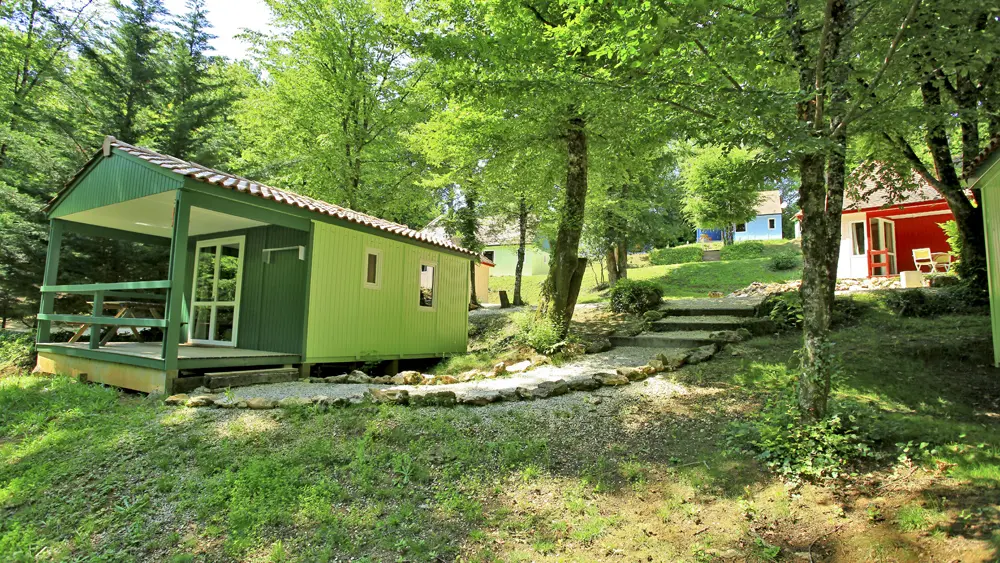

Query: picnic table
(68, 300), (166, 344)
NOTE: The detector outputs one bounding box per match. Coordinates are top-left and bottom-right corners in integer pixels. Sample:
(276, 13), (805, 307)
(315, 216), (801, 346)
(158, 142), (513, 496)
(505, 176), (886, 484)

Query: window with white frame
(851, 222), (866, 256)
(419, 262), (436, 308)
(364, 248), (381, 289)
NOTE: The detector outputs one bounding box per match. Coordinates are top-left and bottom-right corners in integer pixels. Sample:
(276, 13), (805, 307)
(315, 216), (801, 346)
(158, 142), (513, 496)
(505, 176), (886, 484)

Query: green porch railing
(38, 280), (173, 353)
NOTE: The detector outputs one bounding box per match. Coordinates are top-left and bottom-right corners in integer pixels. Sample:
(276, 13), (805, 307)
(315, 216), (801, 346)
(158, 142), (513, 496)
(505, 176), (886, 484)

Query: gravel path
(226, 345), (662, 405)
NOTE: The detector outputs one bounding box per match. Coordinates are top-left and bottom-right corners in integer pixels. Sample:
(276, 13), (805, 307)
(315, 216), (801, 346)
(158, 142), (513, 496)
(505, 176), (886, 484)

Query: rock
(459, 390), (502, 406)
(185, 395), (216, 407)
(736, 327), (753, 341)
(310, 395), (330, 405)
(596, 372), (629, 386)
(235, 401), (248, 408)
(505, 360), (532, 374)
(368, 388), (409, 405)
(708, 291), (724, 298)
(277, 397), (312, 408)
(686, 344), (718, 365)
(457, 370), (479, 382)
(529, 354), (552, 366)
(585, 338), (613, 354)
(164, 393), (189, 406)
(709, 330), (745, 343)
(488, 361), (507, 377)
(308, 377), (326, 383)
(371, 375), (392, 384)
(246, 397), (276, 410)
(617, 366), (648, 381)
(567, 375), (601, 391)
(324, 375), (348, 384)
(436, 374), (458, 385)
(497, 388), (519, 401)
(647, 359), (665, 372)
(192, 386), (210, 394)
(391, 370), (423, 385)
(421, 374), (436, 385)
(410, 390), (457, 407)
(591, 397), (603, 405)
(346, 371), (372, 384)
(642, 310), (664, 321)
(518, 379), (569, 399)
(657, 349), (691, 371)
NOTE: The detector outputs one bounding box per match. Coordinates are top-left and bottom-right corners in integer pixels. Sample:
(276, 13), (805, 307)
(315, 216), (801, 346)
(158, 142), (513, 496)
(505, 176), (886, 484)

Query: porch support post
(163, 191), (192, 372)
(89, 290), (104, 350)
(36, 219), (65, 343)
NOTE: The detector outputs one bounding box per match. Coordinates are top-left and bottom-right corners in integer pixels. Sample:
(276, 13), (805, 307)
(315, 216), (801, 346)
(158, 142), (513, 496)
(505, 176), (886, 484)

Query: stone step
(650, 316), (752, 332)
(611, 331), (718, 349)
(204, 367), (299, 390)
(659, 298), (760, 318)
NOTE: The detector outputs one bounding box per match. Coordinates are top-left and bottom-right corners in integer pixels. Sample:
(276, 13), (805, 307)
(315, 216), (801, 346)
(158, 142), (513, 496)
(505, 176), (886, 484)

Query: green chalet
(35, 137), (475, 393)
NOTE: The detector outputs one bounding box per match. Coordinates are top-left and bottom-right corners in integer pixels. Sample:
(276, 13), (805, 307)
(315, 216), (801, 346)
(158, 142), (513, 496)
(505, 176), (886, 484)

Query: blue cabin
(695, 190), (783, 242)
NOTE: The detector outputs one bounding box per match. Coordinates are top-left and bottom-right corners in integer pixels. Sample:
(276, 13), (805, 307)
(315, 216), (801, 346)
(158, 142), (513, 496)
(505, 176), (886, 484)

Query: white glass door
(868, 218), (897, 276)
(189, 236), (245, 346)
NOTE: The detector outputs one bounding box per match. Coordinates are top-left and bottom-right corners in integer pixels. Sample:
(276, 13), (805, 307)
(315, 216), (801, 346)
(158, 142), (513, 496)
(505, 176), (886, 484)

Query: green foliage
(680, 147), (775, 244)
(729, 391), (876, 480)
(762, 292), (870, 331)
(0, 331), (35, 374)
(720, 241), (764, 260)
(768, 251), (801, 271)
(648, 245), (703, 265)
(878, 286), (989, 318)
(511, 312), (563, 354)
(938, 220), (962, 266)
(608, 279), (664, 314)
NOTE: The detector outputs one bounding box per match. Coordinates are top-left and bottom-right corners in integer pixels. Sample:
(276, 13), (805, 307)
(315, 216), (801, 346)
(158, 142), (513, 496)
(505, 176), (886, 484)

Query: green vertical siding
(980, 170), (1000, 367)
(186, 225), (308, 355)
(305, 220), (469, 362)
(51, 151), (181, 217)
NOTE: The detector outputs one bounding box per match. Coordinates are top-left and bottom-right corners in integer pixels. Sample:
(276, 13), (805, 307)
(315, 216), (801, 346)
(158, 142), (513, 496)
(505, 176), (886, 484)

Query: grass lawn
(2, 301), (999, 562)
(486, 240), (802, 305)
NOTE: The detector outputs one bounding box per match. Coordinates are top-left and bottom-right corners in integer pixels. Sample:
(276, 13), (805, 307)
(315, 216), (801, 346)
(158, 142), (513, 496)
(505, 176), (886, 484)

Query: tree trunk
(538, 112), (589, 337)
(469, 261), (479, 308)
(792, 0), (851, 423)
(513, 194), (527, 306)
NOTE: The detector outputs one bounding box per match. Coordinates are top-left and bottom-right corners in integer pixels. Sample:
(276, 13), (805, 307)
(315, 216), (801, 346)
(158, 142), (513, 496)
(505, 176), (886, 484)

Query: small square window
(768, 218), (776, 229)
(419, 263), (435, 308)
(364, 249), (381, 288)
(735, 223), (747, 233)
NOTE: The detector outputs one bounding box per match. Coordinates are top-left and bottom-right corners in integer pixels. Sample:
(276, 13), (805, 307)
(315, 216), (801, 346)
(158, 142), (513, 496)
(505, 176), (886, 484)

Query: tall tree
(680, 147), (770, 246)
(237, 0), (436, 226)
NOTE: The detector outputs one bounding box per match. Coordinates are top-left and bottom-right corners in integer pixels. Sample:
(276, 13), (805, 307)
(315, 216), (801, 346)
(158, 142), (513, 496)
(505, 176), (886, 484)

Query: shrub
(879, 285), (988, 318)
(939, 220), (961, 265)
(720, 240), (764, 260)
(728, 393), (876, 480)
(0, 331), (35, 375)
(511, 312), (563, 354)
(768, 251), (801, 271)
(609, 279), (664, 314)
(761, 292), (870, 330)
(649, 245), (703, 265)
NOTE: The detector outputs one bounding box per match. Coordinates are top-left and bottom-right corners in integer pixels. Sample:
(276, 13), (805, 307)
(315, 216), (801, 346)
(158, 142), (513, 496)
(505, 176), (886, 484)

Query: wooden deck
(40, 341), (300, 370)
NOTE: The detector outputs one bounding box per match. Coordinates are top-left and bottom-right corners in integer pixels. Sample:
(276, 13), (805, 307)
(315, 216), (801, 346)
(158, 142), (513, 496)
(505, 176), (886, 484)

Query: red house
(794, 177), (954, 278)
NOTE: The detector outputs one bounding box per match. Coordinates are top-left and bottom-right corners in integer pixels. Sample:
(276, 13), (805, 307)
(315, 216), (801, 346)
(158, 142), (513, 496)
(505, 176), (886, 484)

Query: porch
(837, 201), (953, 279)
(36, 141), (312, 393)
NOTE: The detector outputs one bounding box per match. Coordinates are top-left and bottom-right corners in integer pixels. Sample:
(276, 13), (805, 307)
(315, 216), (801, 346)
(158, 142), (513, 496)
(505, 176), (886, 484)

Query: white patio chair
(932, 253), (953, 273)
(912, 248), (934, 273)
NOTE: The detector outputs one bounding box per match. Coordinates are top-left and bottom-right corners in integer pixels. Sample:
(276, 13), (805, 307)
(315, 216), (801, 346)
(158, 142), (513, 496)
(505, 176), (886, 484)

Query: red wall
(865, 203), (952, 273)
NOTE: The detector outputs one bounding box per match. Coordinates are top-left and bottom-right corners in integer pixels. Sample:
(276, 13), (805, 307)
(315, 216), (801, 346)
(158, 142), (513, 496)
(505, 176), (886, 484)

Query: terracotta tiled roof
(964, 136), (1000, 180)
(70, 137), (476, 256)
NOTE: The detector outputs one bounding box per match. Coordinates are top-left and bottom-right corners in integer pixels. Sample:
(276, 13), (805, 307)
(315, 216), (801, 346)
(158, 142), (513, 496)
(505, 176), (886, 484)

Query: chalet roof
(50, 137), (476, 257)
(419, 215), (495, 265)
(755, 190), (782, 215)
(964, 136), (1000, 180)
(843, 172), (942, 211)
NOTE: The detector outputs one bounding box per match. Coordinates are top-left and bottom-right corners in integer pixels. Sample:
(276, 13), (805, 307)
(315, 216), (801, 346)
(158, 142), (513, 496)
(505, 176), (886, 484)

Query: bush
(720, 240), (764, 260)
(649, 245), (703, 265)
(0, 331), (36, 375)
(879, 285), (988, 318)
(511, 312), (563, 354)
(609, 279), (664, 314)
(728, 395), (876, 480)
(768, 251), (801, 271)
(761, 292), (870, 331)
